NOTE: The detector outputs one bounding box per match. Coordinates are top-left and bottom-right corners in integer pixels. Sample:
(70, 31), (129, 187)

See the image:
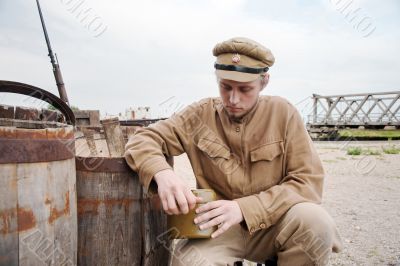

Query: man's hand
(153, 169), (202, 215)
(194, 200), (244, 238)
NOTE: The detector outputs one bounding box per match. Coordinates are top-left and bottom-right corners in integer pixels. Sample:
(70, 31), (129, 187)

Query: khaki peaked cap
(213, 37), (275, 82)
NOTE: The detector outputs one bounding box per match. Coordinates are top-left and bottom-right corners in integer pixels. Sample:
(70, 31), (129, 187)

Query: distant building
(121, 107), (151, 120)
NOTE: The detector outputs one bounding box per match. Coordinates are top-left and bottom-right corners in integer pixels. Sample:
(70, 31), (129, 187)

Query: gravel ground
(173, 140), (400, 265)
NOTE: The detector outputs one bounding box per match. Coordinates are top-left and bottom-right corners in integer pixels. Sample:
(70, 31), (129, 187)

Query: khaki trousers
(170, 202), (342, 266)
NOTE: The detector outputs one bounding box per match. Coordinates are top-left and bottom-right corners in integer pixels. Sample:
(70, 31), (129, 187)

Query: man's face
(218, 76), (267, 119)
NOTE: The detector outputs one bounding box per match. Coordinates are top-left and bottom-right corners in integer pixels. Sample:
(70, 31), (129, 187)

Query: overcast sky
(1, 0), (399, 118)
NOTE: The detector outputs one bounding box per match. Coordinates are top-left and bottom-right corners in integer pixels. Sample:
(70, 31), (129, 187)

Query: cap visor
(215, 70), (260, 82)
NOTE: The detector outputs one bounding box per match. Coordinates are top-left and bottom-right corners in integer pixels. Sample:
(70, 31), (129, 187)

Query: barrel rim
(0, 121), (74, 140)
(0, 118), (72, 129)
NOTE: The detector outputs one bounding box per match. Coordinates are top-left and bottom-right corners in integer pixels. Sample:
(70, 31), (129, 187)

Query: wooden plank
(0, 105), (14, 119)
(17, 159), (77, 266)
(15, 107), (40, 121)
(77, 169), (142, 266)
(141, 192), (171, 266)
(0, 164), (19, 266)
(94, 136), (110, 157)
(40, 109), (58, 122)
(88, 111), (100, 126)
(74, 110), (100, 126)
(101, 118), (126, 157)
(52, 159), (77, 266)
(81, 128), (98, 156)
(121, 126), (138, 141)
(17, 161), (55, 265)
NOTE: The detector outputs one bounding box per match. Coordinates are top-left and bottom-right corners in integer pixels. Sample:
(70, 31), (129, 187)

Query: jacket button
(260, 223), (266, 229)
(235, 127), (240, 132)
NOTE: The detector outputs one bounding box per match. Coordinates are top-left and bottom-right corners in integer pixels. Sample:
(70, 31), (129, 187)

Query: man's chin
(227, 111), (246, 120)
(223, 106), (248, 120)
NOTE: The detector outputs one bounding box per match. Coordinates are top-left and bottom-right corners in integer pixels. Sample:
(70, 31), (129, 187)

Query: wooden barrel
(76, 156), (170, 266)
(0, 120), (77, 266)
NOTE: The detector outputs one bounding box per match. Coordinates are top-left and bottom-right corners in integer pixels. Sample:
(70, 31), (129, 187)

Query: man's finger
(175, 190), (189, 214)
(184, 190), (197, 210)
(211, 222), (230, 238)
(199, 215), (224, 230)
(160, 194), (173, 215)
(195, 200), (222, 213)
(194, 207), (224, 224)
(167, 194), (179, 215)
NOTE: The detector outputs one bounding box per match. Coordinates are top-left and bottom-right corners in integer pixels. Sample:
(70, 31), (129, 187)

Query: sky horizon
(1, 0), (399, 119)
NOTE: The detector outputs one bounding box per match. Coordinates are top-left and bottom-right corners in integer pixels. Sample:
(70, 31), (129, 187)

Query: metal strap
(0, 80), (75, 125)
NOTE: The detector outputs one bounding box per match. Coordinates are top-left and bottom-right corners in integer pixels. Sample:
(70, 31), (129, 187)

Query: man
(124, 37), (342, 265)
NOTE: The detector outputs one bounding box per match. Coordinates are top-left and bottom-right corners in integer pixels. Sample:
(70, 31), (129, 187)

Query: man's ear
(260, 73), (270, 91)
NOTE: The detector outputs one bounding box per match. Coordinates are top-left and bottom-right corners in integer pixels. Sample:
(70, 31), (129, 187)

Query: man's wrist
(153, 168), (172, 183)
(233, 200), (244, 223)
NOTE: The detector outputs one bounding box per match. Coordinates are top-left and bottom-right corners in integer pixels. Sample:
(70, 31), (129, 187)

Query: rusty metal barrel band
(0, 139), (75, 163)
(75, 156), (137, 173)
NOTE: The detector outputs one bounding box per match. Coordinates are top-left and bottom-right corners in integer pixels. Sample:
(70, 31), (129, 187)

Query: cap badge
(232, 53), (241, 63)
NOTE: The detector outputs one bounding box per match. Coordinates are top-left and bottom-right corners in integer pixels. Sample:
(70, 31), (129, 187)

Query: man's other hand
(153, 169), (202, 215)
(193, 200), (244, 238)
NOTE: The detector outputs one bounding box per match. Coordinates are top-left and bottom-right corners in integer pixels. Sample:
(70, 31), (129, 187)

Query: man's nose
(229, 90), (240, 105)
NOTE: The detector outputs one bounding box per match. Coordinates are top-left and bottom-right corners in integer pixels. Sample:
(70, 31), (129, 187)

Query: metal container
(75, 156), (170, 266)
(0, 121), (77, 266)
(167, 189), (217, 239)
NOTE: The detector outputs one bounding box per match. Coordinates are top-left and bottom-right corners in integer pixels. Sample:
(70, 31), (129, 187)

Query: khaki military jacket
(124, 96), (324, 235)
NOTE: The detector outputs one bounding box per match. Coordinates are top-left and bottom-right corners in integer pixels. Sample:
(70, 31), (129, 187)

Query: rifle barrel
(35, 0), (69, 105)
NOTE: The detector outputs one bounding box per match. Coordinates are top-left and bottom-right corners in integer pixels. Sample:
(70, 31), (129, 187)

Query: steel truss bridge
(307, 91), (400, 129)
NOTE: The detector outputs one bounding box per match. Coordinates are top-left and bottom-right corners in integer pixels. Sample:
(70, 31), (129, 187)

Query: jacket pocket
(250, 141), (284, 162)
(249, 141), (284, 192)
(196, 138), (233, 193)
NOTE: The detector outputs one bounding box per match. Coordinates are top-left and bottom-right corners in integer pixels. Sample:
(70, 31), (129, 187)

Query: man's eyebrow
(220, 82), (231, 87)
(238, 85), (253, 89)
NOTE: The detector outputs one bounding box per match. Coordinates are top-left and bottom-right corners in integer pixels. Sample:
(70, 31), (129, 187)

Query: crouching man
(125, 37), (342, 266)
